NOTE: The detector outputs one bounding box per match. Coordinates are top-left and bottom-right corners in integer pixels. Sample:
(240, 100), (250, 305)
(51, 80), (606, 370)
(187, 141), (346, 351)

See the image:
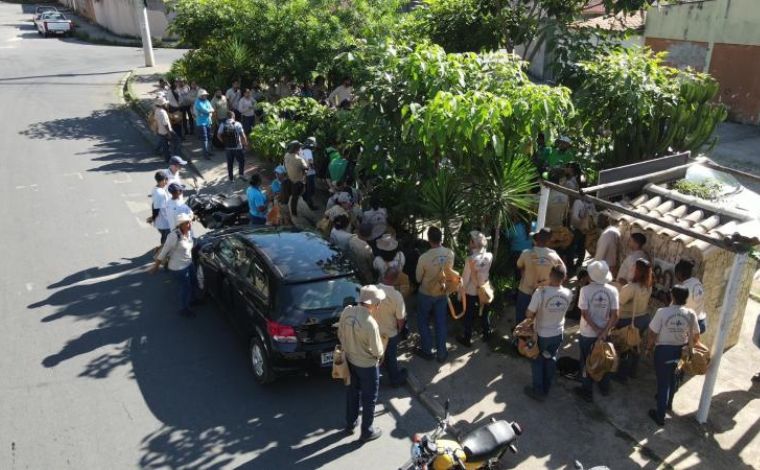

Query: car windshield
(278, 277), (360, 318)
(43, 13), (65, 20)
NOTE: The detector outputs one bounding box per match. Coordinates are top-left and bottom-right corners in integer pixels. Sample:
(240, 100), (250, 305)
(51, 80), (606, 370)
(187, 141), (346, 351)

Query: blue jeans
(531, 334), (563, 395)
(225, 148), (245, 180)
(158, 133), (180, 162)
(654, 344), (683, 420)
(579, 335), (611, 393)
(172, 264), (199, 312)
(305, 173), (316, 204)
(615, 315), (650, 379)
(346, 363), (380, 436)
(462, 294), (490, 341)
(241, 115), (255, 135)
(515, 290), (532, 325)
(158, 228), (170, 245)
(384, 334), (404, 385)
(417, 293), (448, 360)
(197, 124), (212, 155)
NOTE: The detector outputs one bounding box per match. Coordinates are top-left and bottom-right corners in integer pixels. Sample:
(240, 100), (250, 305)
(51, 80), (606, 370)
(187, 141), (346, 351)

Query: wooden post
(536, 183), (550, 230)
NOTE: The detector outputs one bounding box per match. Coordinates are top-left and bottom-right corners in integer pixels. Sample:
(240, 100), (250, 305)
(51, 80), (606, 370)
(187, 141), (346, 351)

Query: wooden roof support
(700, 159), (760, 184)
(583, 162), (698, 194)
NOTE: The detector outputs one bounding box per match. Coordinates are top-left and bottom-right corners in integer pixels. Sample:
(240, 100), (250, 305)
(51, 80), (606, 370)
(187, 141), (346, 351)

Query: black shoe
(574, 386), (593, 403)
(344, 426), (356, 435)
(648, 409), (665, 426)
(599, 385), (611, 397)
(523, 385), (546, 402)
(360, 427), (382, 442)
(456, 335), (472, 347)
(752, 372), (760, 383)
(436, 353), (448, 364)
(414, 349), (434, 361)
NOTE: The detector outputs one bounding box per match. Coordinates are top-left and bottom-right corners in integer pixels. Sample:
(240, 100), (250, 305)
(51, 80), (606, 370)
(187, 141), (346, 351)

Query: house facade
(59, 0), (174, 40)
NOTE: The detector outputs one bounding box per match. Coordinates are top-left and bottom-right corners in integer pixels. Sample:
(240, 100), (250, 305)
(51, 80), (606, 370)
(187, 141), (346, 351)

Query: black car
(194, 226), (361, 384)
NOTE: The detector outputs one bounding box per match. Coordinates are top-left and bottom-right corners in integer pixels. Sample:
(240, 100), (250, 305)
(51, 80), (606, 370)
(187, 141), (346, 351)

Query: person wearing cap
(150, 212), (200, 317)
(543, 136), (575, 168)
(163, 155), (186, 188)
(302, 137), (318, 208)
(617, 232), (648, 285)
(153, 97), (179, 162)
(415, 226), (455, 363)
(575, 260), (619, 402)
(375, 269), (408, 387)
(245, 173), (268, 226)
(644, 285), (700, 426)
(349, 223), (376, 284)
(194, 89), (215, 158)
(148, 171), (172, 247)
(524, 265), (572, 401)
(674, 259), (707, 334)
(615, 259), (653, 382)
(270, 165), (293, 226)
(166, 183), (193, 231)
(337, 285), (386, 442)
(594, 213), (621, 278)
(284, 141), (308, 215)
(457, 231), (494, 347)
(217, 111), (248, 182)
(237, 88), (256, 135)
(515, 227), (565, 325)
(374, 234), (406, 282)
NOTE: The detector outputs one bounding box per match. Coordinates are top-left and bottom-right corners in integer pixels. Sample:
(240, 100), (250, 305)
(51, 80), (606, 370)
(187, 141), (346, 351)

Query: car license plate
(320, 351), (333, 366)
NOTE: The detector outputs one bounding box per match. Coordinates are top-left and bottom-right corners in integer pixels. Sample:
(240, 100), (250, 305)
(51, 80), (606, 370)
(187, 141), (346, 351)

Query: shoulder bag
(679, 311), (711, 375)
(610, 288), (642, 353)
(331, 344), (350, 385)
(469, 258), (494, 307)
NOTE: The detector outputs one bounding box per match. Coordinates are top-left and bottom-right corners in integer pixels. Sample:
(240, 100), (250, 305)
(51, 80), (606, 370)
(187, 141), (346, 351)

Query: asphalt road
(0, 3), (431, 469)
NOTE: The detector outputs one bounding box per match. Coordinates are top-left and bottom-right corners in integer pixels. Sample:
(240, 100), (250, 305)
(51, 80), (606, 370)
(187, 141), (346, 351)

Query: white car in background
(32, 5), (58, 21)
(35, 11), (73, 37)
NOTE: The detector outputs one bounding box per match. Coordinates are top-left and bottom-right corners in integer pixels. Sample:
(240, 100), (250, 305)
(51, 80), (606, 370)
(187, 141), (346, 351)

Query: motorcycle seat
(220, 194), (248, 211)
(461, 420), (516, 462)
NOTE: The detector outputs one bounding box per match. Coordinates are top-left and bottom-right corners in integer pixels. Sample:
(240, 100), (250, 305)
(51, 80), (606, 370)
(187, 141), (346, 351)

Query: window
(216, 238), (247, 270)
(247, 261), (269, 302)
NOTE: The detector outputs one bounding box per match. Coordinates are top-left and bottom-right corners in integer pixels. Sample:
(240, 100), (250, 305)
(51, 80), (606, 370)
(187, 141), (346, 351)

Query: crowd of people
(146, 76), (715, 437)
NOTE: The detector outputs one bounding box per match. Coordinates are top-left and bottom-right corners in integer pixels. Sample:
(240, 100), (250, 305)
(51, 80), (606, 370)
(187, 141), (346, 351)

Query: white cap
(175, 212), (193, 227)
(359, 285), (386, 305)
(587, 260), (613, 283)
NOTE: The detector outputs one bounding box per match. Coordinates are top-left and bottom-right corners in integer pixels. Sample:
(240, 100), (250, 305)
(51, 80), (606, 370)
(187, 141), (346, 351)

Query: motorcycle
(399, 400), (521, 470)
(187, 192), (249, 229)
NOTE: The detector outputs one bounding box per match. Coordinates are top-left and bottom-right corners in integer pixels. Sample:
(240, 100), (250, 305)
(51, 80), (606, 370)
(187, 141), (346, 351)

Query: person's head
(597, 212), (612, 230)
(577, 268), (590, 286)
(287, 140), (302, 154)
(427, 226), (442, 246)
(342, 77), (352, 87)
(548, 167), (564, 184)
(629, 232), (646, 251)
(674, 259), (695, 282)
(249, 173), (261, 188)
(549, 265), (566, 286)
(190, 80), (198, 88)
(333, 214), (350, 231)
(358, 285), (386, 314)
(198, 89), (210, 101)
(168, 183), (183, 199)
(176, 213), (192, 234)
(383, 267), (400, 286)
(358, 222), (373, 241)
(228, 111), (236, 122)
(243, 88), (251, 98)
(369, 195), (382, 211)
(274, 164), (287, 181)
(587, 260), (613, 284)
(670, 285), (689, 306)
(315, 75), (326, 86)
(532, 227), (551, 247)
(566, 162), (581, 178)
(214, 89), (223, 98)
(468, 230), (488, 253)
(176, 78), (184, 87)
(169, 155), (187, 172)
(154, 96), (168, 108)
(154, 171), (168, 187)
(305, 136), (317, 148)
(232, 80), (240, 89)
(336, 192), (353, 209)
(557, 135), (571, 151)
(158, 78), (168, 87)
(633, 259), (653, 288)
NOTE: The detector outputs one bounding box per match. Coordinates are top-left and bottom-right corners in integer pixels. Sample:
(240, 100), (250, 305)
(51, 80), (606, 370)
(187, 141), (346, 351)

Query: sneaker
(523, 385), (545, 402)
(360, 427), (382, 442)
(414, 349), (434, 361)
(648, 409), (664, 426)
(752, 372), (760, 383)
(574, 386), (593, 403)
(456, 335), (472, 348)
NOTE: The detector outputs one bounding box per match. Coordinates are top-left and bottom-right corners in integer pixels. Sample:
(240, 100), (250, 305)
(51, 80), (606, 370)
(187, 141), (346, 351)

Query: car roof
(237, 228), (356, 282)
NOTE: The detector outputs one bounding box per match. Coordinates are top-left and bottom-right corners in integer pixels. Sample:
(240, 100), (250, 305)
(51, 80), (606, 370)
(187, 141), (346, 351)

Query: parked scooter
(187, 192), (249, 229)
(399, 400), (521, 470)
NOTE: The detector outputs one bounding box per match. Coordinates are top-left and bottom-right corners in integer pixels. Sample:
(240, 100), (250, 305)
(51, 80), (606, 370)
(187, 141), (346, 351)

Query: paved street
(0, 3), (430, 469)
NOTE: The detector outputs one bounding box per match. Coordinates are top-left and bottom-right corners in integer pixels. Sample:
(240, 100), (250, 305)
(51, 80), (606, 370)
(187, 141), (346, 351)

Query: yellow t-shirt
(415, 246), (455, 296)
(618, 282), (652, 319)
(516, 247), (564, 295)
(372, 283), (406, 338)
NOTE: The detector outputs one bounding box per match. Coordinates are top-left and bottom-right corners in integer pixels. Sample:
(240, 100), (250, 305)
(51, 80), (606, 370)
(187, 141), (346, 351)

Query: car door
(239, 255), (271, 336)
(212, 237), (246, 315)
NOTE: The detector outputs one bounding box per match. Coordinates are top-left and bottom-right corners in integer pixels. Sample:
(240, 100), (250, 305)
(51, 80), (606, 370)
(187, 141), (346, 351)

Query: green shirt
(543, 147), (574, 167)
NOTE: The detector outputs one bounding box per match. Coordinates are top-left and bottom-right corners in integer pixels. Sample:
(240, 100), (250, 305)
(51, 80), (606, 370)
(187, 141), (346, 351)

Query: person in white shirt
(576, 260), (619, 402)
(645, 285), (700, 426)
(225, 80), (242, 115)
(329, 214), (352, 251)
(373, 234), (406, 281)
(545, 168), (569, 227)
(327, 77), (354, 108)
(163, 155), (187, 188)
(363, 196), (388, 241)
(166, 183), (193, 232)
(237, 88), (256, 134)
(569, 185), (596, 270)
(617, 232), (648, 285)
(153, 97), (179, 162)
(674, 259), (707, 333)
(302, 137), (318, 208)
(594, 213), (621, 277)
(149, 213), (199, 317)
(524, 266), (572, 400)
(374, 269), (408, 387)
(456, 231), (494, 347)
(148, 171), (171, 247)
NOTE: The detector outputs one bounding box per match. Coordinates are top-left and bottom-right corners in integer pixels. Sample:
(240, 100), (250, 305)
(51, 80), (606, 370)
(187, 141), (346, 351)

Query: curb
(404, 367), (462, 437)
(119, 69), (205, 185)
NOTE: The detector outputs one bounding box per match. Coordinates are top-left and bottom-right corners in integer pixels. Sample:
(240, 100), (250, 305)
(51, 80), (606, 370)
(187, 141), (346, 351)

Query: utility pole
(135, 0), (155, 67)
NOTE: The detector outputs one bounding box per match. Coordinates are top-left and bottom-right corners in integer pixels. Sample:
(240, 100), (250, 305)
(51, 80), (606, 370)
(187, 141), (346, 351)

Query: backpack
(221, 122), (240, 148)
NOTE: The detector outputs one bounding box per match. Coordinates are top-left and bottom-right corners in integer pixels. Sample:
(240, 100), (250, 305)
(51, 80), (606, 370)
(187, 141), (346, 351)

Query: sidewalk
(397, 295), (760, 469)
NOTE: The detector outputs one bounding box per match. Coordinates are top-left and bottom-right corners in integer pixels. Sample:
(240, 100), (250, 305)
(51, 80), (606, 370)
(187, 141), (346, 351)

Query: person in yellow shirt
(374, 269), (408, 387)
(338, 285), (386, 442)
(415, 226), (455, 363)
(515, 228), (565, 324)
(614, 259), (653, 382)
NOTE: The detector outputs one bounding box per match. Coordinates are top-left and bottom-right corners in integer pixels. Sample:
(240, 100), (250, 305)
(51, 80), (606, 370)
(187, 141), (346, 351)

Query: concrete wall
(60, 0), (172, 40)
(644, 0), (760, 125)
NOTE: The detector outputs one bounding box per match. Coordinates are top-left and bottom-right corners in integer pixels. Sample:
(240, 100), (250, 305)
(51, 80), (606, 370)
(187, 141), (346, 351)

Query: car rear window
(44, 13), (65, 20)
(278, 278), (360, 317)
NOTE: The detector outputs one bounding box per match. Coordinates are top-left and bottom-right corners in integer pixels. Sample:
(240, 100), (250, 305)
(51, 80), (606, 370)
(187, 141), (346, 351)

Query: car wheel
(249, 336), (274, 384)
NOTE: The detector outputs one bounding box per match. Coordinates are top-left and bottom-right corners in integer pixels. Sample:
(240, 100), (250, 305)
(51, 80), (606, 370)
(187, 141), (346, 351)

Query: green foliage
(417, 171), (467, 245)
(565, 47), (727, 169)
(672, 179), (724, 200)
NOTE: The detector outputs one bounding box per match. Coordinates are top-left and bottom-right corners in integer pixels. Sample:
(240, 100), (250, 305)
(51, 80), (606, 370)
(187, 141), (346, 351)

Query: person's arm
(526, 289), (541, 320)
(619, 284), (634, 306)
(367, 322), (385, 360)
(396, 294), (406, 332)
(601, 309), (618, 340)
(516, 251), (526, 272)
(240, 128), (249, 148)
(415, 253), (425, 284)
(461, 257), (472, 291)
(216, 122), (224, 139)
(150, 232), (176, 273)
